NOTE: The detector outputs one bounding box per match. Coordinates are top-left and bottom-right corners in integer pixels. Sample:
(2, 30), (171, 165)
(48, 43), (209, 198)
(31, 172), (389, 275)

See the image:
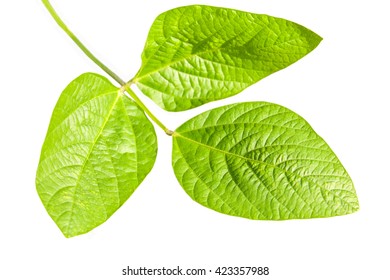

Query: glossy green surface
(134, 5), (322, 111)
(36, 73), (157, 237)
(173, 102), (359, 219)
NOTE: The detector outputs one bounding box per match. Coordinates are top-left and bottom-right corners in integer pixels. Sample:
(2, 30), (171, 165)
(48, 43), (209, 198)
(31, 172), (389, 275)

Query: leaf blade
(135, 5), (322, 111)
(36, 73), (157, 237)
(172, 102), (358, 220)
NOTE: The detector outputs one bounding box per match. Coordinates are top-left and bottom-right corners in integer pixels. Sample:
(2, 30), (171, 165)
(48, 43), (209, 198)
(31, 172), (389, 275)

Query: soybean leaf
(133, 5), (322, 111)
(172, 102), (359, 219)
(36, 73), (157, 237)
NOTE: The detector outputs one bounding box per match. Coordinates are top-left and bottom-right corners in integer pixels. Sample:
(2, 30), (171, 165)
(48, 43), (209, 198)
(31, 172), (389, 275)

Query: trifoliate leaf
(36, 73), (157, 237)
(133, 5), (322, 111)
(172, 102), (358, 219)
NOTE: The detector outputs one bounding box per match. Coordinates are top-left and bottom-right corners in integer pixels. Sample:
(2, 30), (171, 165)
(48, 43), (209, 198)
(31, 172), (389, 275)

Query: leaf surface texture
(172, 102), (359, 219)
(36, 73), (157, 237)
(134, 5), (322, 111)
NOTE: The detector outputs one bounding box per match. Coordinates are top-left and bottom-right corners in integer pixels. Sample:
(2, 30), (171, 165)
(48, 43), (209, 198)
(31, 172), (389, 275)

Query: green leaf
(36, 73), (157, 237)
(172, 102), (359, 220)
(133, 5), (322, 111)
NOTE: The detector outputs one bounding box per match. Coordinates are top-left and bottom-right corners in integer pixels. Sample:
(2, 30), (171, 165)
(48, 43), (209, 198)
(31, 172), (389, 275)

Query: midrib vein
(174, 132), (268, 164)
(63, 92), (121, 233)
(174, 132), (354, 209)
(133, 34), (307, 83)
(133, 46), (229, 83)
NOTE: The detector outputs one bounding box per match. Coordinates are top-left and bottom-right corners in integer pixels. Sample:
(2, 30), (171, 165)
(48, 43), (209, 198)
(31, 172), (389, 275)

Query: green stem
(123, 84), (173, 135)
(41, 0), (125, 86)
(41, 0), (173, 135)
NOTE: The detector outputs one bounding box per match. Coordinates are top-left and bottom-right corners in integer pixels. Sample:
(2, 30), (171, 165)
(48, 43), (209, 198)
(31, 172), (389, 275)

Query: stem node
(165, 130), (174, 136)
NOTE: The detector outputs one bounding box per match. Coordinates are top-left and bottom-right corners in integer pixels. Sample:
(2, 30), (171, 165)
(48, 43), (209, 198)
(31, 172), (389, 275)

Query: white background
(1, 0), (389, 279)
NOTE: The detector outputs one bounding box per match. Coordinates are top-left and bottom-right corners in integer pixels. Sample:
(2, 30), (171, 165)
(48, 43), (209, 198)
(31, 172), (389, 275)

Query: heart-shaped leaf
(172, 102), (359, 219)
(36, 73), (157, 237)
(133, 5), (322, 111)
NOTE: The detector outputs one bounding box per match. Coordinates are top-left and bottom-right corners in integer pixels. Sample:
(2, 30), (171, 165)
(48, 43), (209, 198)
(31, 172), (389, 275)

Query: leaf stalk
(41, 0), (125, 86)
(122, 84), (173, 135)
(41, 0), (172, 135)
